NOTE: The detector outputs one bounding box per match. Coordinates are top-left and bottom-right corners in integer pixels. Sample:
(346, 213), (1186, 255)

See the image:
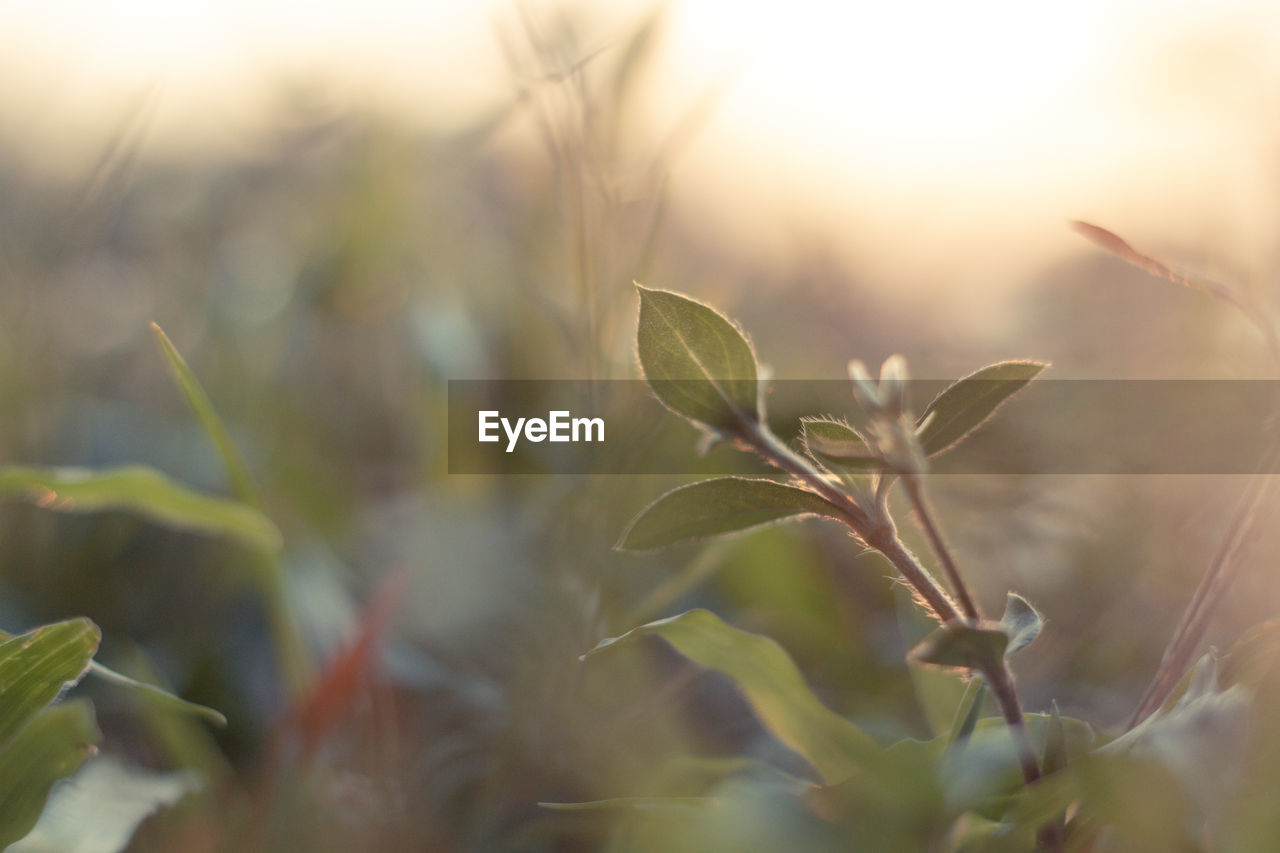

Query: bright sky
(3, 0), (1278, 303)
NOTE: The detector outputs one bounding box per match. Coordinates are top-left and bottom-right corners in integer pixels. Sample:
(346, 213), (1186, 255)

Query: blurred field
(3, 2), (1280, 850)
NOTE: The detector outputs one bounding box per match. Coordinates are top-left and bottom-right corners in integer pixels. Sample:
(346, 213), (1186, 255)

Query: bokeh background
(3, 0), (1280, 849)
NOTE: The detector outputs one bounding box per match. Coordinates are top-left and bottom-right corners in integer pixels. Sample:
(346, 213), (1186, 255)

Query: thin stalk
(902, 475), (981, 621)
(1127, 472), (1273, 728)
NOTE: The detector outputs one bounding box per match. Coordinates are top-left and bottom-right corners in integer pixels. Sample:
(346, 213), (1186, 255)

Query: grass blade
(150, 322), (260, 508)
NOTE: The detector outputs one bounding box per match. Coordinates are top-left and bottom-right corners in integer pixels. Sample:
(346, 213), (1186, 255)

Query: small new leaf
(916, 361), (1046, 456)
(635, 285), (760, 432)
(910, 623), (1009, 672)
(800, 417), (880, 470)
(999, 592), (1043, 657)
(582, 609), (878, 785)
(617, 477), (840, 550)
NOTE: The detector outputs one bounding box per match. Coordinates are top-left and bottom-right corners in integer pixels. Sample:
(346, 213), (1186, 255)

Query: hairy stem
(743, 422), (959, 624)
(740, 420), (1043, 791)
(902, 475), (981, 621)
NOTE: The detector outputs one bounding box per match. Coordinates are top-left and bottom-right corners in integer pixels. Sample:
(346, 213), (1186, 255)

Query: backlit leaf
(999, 593), (1043, 657)
(635, 285), (760, 432)
(617, 477), (839, 551)
(915, 361), (1046, 456)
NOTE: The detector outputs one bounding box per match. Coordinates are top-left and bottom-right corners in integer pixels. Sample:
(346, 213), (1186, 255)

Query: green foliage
(583, 608), (879, 785)
(0, 465), (281, 553)
(616, 477), (841, 550)
(572, 284), (1277, 852)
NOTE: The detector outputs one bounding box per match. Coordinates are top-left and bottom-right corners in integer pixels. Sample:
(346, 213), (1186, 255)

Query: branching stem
(739, 420), (1043, 792)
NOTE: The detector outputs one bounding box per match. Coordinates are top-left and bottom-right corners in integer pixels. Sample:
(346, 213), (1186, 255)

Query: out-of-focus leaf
(616, 477), (839, 551)
(152, 324), (311, 696)
(9, 756), (199, 853)
(0, 627), (225, 729)
(915, 361), (1046, 456)
(85, 662), (226, 727)
(582, 609), (878, 785)
(799, 417), (880, 469)
(942, 713), (1094, 818)
(1107, 654), (1251, 818)
(1221, 617), (1280, 689)
(541, 797), (710, 813)
(998, 593), (1042, 657)
(0, 619), (100, 751)
(0, 701), (101, 850)
(909, 623), (1008, 672)
(896, 587), (969, 737)
(635, 285), (759, 432)
(151, 323), (260, 507)
(113, 651), (232, 788)
(0, 466), (281, 553)
(1042, 701), (1067, 776)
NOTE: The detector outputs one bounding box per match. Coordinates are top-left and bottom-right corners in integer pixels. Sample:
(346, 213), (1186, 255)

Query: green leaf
(0, 465), (282, 554)
(799, 417), (880, 470)
(635, 285), (760, 432)
(915, 361), (1047, 456)
(998, 593), (1043, 657)
(0, 701), (101, 850)
(582, 609), (878, 785)
(909, 623), (1008, 672)
(151, 323), (261, 508)
(617, 477), (840, 551)
(0, 619), (101, 752)
(84, 662), (226, 727)
(8, 756), (200, 853)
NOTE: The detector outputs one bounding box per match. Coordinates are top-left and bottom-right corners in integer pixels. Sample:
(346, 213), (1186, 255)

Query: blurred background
(3, 0), (1280, 849)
